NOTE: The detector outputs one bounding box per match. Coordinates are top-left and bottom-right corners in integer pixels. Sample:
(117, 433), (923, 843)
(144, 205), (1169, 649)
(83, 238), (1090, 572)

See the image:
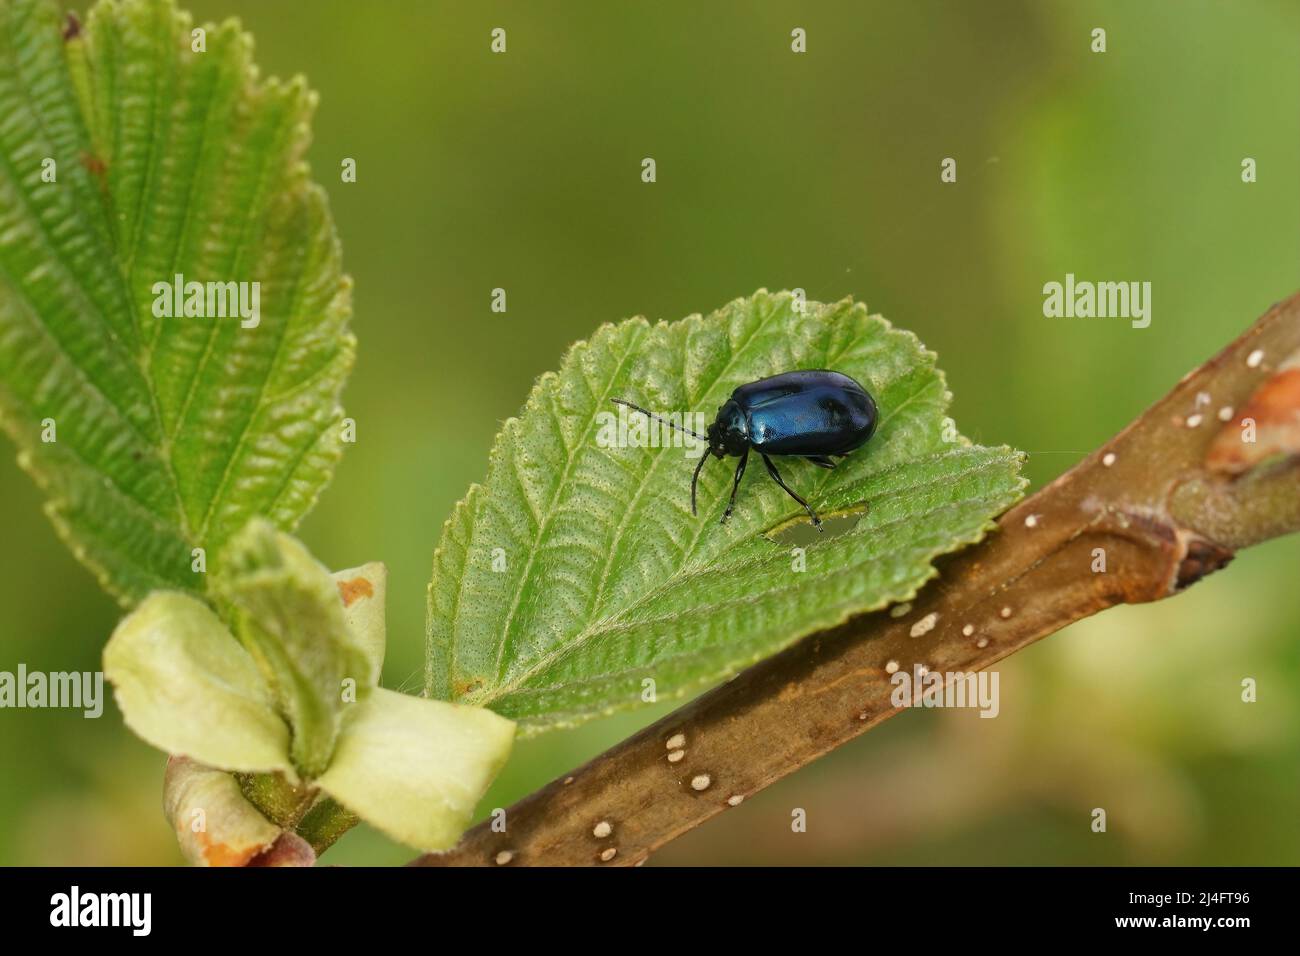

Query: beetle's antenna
(611, 398), (709, 442)
(690, 449), (711, 516)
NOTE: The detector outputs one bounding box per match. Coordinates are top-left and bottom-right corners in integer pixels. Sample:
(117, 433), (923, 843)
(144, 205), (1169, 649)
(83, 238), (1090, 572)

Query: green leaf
(215, 519), (374, 778)
(0, 0), (353, 607)
(104, 590), (293, 775)
(316, 687), (515, 853)
(425, 291), (1025, 731)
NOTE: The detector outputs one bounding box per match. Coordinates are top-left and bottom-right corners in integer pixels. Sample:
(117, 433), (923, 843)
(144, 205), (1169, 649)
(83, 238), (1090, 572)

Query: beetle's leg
(690, 449), (712, 516)
(805, 455), (836, 469)
(721, 449), (749, 524)
(762, 454), (822, 529)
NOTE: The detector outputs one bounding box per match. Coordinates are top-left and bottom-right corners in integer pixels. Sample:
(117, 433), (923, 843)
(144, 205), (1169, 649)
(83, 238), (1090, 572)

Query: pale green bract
(316, 687), (517, 855)
(426, 291), (1026, 731)
(163, 757), (286, 867)
(104, 589), (295, 777)
(0, 0), (353, 607)
(105, 521), (517, 854)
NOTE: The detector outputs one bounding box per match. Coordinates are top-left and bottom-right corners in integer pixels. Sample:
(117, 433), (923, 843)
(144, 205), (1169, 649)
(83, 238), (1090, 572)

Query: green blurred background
(1, 0), (1297, 865)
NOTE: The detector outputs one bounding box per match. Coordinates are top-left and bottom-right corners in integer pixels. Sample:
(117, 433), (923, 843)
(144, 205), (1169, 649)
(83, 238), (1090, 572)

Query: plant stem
(296, 797), (359, 855)
(237, 772), (316, 830)
(411, 290), (1300, 867)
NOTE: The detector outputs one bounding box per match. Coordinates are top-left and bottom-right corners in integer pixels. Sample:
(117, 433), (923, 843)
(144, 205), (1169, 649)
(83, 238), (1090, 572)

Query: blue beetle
(612, 369), (878, 530)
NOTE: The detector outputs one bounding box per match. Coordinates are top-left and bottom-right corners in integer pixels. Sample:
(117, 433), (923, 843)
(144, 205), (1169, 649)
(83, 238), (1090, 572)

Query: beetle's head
(708, 400), (750, 457)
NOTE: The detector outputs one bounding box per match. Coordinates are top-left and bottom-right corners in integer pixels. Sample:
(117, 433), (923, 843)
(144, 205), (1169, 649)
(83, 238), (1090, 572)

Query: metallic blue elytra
(612, 369), (878, 530)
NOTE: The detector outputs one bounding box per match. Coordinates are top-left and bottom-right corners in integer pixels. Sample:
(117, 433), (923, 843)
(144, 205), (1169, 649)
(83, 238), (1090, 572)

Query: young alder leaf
(0, 0), (353, 607)
(425, 291), (1026, 732)
(215, 519), (375, 779)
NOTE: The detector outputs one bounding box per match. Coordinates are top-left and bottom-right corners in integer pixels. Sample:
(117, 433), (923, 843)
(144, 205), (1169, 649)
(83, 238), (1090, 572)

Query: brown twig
(411, 292), (1300, 867)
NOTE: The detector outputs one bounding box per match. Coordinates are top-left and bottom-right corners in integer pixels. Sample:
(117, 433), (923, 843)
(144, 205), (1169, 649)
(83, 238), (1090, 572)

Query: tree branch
(411, 291), (1300, 867)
